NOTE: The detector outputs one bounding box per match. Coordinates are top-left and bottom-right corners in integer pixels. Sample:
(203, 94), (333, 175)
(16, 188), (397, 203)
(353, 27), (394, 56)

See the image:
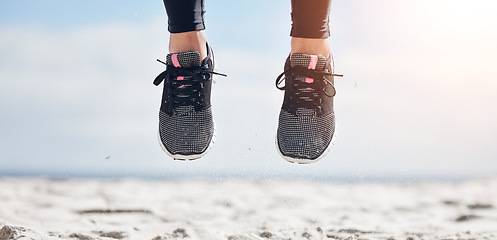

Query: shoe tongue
(290, 53), (327, 71)
(166, 51), (201, 68)
(289, 53), (327, 117)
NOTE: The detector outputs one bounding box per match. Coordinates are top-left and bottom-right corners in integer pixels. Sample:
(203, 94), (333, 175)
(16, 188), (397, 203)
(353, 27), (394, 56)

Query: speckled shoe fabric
(275, 53), (342, 164)
(153, 43), (225, 160)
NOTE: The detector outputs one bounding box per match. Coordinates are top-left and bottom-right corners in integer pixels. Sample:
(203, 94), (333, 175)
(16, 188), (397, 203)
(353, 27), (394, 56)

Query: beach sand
(0, 178), (496, 240)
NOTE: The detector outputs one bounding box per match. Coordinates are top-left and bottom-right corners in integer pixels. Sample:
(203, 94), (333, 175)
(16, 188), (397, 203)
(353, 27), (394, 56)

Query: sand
(0, 178), (496, 240)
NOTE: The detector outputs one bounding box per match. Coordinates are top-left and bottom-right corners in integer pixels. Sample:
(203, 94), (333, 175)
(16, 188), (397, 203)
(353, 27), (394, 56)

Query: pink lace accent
(177, 76), (184, 88)
(172, 54), (181, 68)
(308, 55), (318, 70)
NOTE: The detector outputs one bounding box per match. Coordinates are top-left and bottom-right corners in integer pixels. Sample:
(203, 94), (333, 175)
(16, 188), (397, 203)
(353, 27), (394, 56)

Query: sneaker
(153, 43), (225, 160)
(275, 53), (342, 164)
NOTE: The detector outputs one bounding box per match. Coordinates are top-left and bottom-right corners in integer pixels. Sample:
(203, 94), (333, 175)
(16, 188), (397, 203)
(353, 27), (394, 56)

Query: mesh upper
(277, 53), (335, 160)
(159, 107), (213, 154)
(277, 110), (335, 159)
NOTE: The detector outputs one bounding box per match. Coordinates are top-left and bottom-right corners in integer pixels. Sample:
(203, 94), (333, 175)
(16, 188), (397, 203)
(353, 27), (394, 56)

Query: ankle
(169, 31), (208, 60)
(291, 37), (331, 58)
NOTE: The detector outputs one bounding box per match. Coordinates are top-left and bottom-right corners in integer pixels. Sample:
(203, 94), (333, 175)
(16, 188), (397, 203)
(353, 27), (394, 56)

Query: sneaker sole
(275, 124), (337, 164)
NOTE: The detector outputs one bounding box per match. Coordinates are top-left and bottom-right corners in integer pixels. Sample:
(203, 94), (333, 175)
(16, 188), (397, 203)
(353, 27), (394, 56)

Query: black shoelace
(276, 66), (343, 108)
(154, 59), (226, 108)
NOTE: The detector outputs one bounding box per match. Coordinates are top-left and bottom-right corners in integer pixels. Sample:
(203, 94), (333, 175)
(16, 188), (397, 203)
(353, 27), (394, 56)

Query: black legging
(162, 0), (332, 38)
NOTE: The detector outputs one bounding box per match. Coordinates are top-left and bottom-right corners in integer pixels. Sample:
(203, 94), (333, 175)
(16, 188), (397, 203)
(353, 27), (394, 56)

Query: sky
(1, 0), (496, 180)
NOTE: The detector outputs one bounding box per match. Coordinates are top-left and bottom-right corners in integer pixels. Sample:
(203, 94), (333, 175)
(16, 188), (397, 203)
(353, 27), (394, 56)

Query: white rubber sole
(275, 124), (337, 164)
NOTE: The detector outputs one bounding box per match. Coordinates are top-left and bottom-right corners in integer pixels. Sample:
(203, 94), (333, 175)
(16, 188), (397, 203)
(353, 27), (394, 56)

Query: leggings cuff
(290, 24), (330, 38)
(168, 22), (206, 33)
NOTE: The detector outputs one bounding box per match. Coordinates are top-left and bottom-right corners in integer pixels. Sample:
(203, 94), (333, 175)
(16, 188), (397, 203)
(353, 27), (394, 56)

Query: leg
(163, 0), (207, 59)
(154, 0), (225, 160)
(290, 0), (333, 57)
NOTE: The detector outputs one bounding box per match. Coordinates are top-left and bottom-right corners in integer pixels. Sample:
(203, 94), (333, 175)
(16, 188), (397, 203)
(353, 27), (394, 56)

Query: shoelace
(154, 59), (226, 108)
(276, 66), (343, 108)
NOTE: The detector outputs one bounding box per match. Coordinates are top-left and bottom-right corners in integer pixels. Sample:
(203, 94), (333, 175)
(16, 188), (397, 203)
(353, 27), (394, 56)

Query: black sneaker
(275, 53), (342, 164)
(153, 43), (225, 160)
